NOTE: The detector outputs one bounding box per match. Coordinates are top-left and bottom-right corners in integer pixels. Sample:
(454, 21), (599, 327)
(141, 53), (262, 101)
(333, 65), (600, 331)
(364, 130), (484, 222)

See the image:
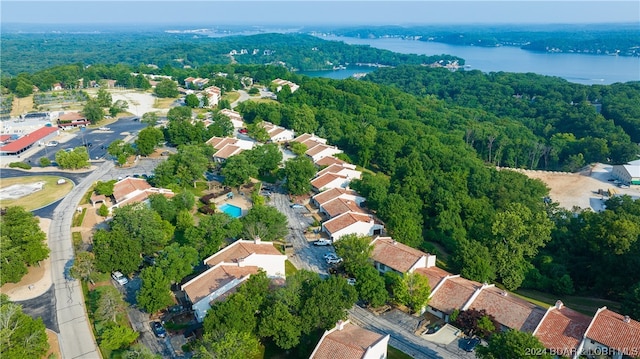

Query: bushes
(8, 162), (31, 169)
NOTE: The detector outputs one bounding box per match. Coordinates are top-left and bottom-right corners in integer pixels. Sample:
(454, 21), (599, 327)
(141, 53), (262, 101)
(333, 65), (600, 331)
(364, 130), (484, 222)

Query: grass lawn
(514, 288), (621, 315)
(250, 98), (278, 104)
(154, 97), (176, 109)
(223, 91), (240, 104)
(0, 176), (74, 211)
(388, 346), (414, 359)
(285, 260), (298, 276)
(72, 208), (87, 227)
(10, 94), (34, 116)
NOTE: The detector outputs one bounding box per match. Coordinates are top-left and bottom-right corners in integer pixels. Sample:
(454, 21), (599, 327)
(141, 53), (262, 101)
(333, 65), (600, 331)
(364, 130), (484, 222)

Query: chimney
(337, 320), (345, 331)
(254, 236), (261, 244)
(624, 315), (631, 323)
(555, 300), (564, 310)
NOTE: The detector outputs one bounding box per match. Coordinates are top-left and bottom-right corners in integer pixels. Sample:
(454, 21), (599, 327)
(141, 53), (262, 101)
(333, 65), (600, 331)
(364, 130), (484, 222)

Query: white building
(260, 121), (295, 143)
(310, 320), (389, 359)
(218, 109), (245, 129)
(322, 212), (384, 241)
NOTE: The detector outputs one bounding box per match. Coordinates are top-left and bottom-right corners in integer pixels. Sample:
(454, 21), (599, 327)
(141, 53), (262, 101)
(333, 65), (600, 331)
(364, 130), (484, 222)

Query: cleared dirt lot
(512, 163), (640, 211)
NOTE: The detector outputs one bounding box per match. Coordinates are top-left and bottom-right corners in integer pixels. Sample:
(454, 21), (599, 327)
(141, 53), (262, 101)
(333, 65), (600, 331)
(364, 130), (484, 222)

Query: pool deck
(215, 191), (252, 217)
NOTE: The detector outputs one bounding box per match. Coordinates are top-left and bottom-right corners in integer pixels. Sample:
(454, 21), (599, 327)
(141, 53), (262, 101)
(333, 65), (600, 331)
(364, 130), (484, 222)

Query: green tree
(0, 236), (27, 285)
(135, 126), (164, 156)
(221, 154), (258, 188)
(96, 88), (113, 107)
(353, 265), (388, 307)
(301, 275), (358, 333)
(185, 93), (200, 108)
(94, 286), (125, 323)
(452, 239), (496, 284)
(393, 272), (431, 313)
(245, 143), (283, 175)
(453, 309), (500, 339)
(94, 179), (116, 196)
(98, 203), (109, 217)
(141, 111), (159, 125)
(70, 251), (97, 285)
(100, 324), (139, 351)
(290, 141), (307, 156)
(167, 105), (192, 122)
(137, 266), (174, 313)
(39, 157), (51, 167)
(148, 194), (177, 223)
(241, 205), (289, 242)
(283, 156), (316, 195)
(55, 146), (90, 169)
(110, 205), (173, 255)
(107, 139), (135, 166)
(258, 300), (302, 349)
(154, 79), (178, 98)
(93, 228), (142, 274)
(0, 207), (49, 284)
(208, 112), (234, 137)
(153, 145), (209, 188)
(476, 329), (552, 359)
(194, 330), (260, 359)
(334, 234), (373, 275)
(82, 98), (104, 124)
(0, 294), (50, 358)
(157, 243), (198, 283)
(621, 282), (640, 321)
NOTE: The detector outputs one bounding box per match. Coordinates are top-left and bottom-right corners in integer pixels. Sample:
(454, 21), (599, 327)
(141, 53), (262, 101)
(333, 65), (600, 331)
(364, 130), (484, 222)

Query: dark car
(151, 321), (166, 338)
(463, 338), (480, 352)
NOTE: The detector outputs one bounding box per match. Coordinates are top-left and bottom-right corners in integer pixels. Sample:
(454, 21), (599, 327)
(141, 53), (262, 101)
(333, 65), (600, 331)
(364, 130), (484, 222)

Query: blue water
(219, 203), (242, 218)
(310, 35), (640, 85)
(299, 67), (375, 79)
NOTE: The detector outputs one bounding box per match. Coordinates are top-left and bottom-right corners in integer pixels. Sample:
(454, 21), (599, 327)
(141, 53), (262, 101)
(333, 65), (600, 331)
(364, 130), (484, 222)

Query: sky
(2, 1), (639, 26)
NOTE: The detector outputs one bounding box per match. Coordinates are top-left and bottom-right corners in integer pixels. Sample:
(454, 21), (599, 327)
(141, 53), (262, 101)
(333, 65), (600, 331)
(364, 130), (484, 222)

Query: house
(305, 144), (343, 163)
(311, 173), (351, 192)
(203, 238), (287, 278)
(370, 236), (436, 274)
(51, 83), (64, 91)
(309, 320), (389, 359)
(218, 109), (245, 129)
(293, 133), (327, 146)
(579, 307), (640, 359)
(311, 188), (365, 208)
(57, 112), (90, 130)
(315, 156), (355, 169)
(426, 275), (487, 320)
(182, 238), (287, 322)
(322, 212), (384, 241)
(532, 301), (592, 359)
(611, 163), (640, 185)
(203, 86), (221, 107)
(318, 196), (367, 219)
(316, 163), (361, 180)
(109, 177), (174, 210)
(184, 77), (209, 89)
(467, 285), (546, 333)
(0, 126), (58, 156)
(259, 121), (295, 143)
(272, 78), (299, 93)
(206, 136), (255, 162)
(181, 263), (259, 322)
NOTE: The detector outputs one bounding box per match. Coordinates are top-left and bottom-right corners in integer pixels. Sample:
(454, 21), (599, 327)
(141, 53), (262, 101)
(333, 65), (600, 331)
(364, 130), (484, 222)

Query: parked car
(290, 204), (304, 209)
(239, 128), (248, 134)
(111, 271), (128, 285)
(98, 127), (110, 131)
(151, 321), (166, 338)
(323, 252), (338, 260)
(314, 239), (332, 246)
(45, 141), (59, 147)
(463, 337), (480, 352)
(326, 257), (343, 265)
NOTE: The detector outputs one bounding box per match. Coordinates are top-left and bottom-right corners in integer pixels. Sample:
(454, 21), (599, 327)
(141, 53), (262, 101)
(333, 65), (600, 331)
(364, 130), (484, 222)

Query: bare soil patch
(10, 95), (34, 116)
(0, 176), (74, 211)
(45, 329), (61, 359)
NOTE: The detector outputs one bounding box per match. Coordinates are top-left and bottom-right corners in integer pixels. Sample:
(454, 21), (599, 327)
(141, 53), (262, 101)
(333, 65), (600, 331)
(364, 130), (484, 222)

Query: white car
(111, 271), (128, 285)
(45, 141), (59, 147)
(98, 127), (111, 131)
(313, 239), (332, 246)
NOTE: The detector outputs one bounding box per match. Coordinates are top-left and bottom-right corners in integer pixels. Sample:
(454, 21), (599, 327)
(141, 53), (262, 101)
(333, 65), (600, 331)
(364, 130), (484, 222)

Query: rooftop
(311, 173), (348, 191)
(414, 266), (452, 289)
(320, 197), (367, 218)
(429, 276), (483, 314)
(371, 237), (431, 274)
(585, 307), (640, 353)
(113, 177), (152, 203)
(534, 302), (592, 355)
(469, 285), (546, 332)
(312, 188), (361, 206)
(311, 321), (387, 359)
(0, 126), (58, 153)
(181, 264), (258, 303)
(204, 240), (283, 267)
(323, 212), (375, 235)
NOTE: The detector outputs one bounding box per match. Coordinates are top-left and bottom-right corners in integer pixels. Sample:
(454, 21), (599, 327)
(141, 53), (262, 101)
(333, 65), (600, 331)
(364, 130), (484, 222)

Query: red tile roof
(371, 237), (429, 273)
(534, 302), (591, 355)
(181, 264), (258, 303)
(323, 212), (374, 235)
(429, 276), (482, 314)
(312, 188), (360, 206)
(58, 112), (86, 122)
(311, 173), (348, 191)
(214, 145), (241, 159)
(415, 266), (451, 289)
(0, 126), (58, 153)
(311, 322), (386, 359)
(321, 197), (367, 218)
(316, 156), (349, 168)
(306, 144), (332, 157)
(585, 307), (640, 354)
(469, 286), (546, 332)
(113, 177), (152, 203)
(317, 164), (347, 177)
(204, 240), (283, 267)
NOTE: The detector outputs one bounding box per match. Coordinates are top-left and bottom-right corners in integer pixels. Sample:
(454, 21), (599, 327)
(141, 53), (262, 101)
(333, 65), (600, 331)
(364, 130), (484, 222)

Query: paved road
(15, 286), (59, 332)
(349, 306), (474, 359)
(49, 160), (115, 359)
(231, 90), (250, 108)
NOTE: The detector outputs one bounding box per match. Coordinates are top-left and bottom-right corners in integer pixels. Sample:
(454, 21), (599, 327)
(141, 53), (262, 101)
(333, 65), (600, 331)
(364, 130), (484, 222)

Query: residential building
(316, 163), (362, 180)
(315, 156), (356, 169)
(203, 86), (221, 107)
(318, 196), (367, 219)
(311, 188), (365, 208)
(467, 285), (546, 333)
(305, 144), (343, 163)
(426, 276), (487, 321)
(580, 307), (640, 359)
(311, 173), (351, 192)
(260, 121), (295, 143)
(183, 238), (287, 322)
(206, 136), (255, 162)
(309, 320), (389, 359)
(218, 109), (245, 129)
(293, 133), (327, 146)
(370, 236), (436, 275)
(51, 83), (64, 91)
(533, 301), (592, 359)
(272, 78), (299, 93)
(184, 77), (209, 89)
(109, 177), (174, 211)
(57, 112), (90, 130)
(322, 212), (384, 241)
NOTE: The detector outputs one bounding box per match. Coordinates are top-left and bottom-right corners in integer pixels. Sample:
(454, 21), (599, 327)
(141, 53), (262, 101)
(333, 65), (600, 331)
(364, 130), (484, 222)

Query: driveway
(268, 190), (330, 276)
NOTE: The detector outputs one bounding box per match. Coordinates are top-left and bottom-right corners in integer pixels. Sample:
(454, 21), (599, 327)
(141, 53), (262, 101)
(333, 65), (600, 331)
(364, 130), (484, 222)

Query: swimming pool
(219, 203), (242, 218)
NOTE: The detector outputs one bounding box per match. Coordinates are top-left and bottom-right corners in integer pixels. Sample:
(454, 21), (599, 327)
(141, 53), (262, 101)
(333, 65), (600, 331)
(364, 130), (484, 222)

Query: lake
(305, 35), (640, 85)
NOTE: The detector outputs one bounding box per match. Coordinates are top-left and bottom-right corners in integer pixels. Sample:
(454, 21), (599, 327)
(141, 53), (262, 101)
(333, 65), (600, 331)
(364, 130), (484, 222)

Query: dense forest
(0, 32), (462, 76)
(324, 23), (640, 56)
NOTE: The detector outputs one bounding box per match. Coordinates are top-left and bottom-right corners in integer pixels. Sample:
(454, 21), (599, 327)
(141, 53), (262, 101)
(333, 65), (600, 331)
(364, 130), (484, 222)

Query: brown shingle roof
(429, 276), (482, 314)
(321, 197), (366, 218)
(469, 286), (546, 332)
(58, 112), (86, 122)
(415, 266), (452, 289)
(181, 264), (258, 304)
(317, 164), (347, 177)
(301, 139), (324, 151)
(323, 212), (374, 235)
(311, 173), (348, 191)
(214, 145), (241, 159)
(293, 133), (313, 143)
(204, 240), (283, 267)
(371, 237), (429, 273)
(306, 144), (331, 157)
(312, 188), (359, 206)
(316, 156), (349, 168)
(311, 322), (386, 359)
(113, 178), (152, 203)
(585, 308), (640, 354)
(207, 136), (237, 150)
(534, 302), (591, 355)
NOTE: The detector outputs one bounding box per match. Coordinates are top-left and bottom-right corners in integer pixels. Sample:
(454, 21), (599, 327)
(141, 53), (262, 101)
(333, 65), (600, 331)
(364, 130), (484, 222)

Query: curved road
(49, 161), (114, 359)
